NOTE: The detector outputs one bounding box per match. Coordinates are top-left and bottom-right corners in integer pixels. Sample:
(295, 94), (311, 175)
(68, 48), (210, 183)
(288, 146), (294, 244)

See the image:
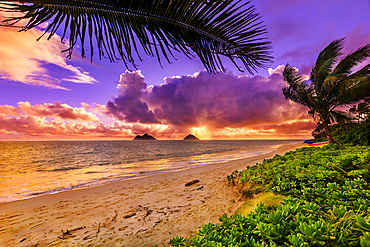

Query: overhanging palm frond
(0, 0), (273, 73)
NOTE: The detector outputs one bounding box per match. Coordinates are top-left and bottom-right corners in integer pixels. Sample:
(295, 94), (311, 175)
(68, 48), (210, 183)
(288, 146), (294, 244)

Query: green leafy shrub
(331, 123), (370, 146)
(168, 145), (370, 246)
(169, 236), (186, 247)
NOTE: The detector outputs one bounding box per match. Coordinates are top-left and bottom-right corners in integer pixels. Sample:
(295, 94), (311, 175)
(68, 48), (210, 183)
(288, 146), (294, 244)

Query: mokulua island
(133, 133), (157, 140)
(183, 134), (200, 140)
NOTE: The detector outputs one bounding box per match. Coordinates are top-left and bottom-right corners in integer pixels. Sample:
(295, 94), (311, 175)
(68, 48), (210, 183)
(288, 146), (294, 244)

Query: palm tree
(282, 39), (370, 143)
(0, 0), (272, 73)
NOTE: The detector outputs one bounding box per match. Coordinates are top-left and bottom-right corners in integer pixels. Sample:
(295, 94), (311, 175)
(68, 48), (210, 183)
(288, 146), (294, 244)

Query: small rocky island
(183, 134), (200, 140)
(133, 133), (157, 140)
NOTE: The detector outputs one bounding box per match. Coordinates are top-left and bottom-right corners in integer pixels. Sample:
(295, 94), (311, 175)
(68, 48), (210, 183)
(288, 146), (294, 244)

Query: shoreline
(0, 141), (298, 205)
(0, 140), (300, 205)
(0, 142), (305, 247)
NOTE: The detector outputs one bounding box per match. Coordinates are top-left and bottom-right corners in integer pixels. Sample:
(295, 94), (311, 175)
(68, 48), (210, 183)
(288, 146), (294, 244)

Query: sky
(0, 0), (369, 140)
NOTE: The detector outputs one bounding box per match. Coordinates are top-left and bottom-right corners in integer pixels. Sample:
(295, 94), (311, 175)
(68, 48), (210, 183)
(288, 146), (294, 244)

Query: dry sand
(0, 143), (305, 247)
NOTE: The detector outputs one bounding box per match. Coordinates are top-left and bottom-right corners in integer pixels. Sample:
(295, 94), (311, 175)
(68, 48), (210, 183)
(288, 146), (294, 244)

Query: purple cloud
(106, 70), (158, 123)
(106, 68), (311, 130)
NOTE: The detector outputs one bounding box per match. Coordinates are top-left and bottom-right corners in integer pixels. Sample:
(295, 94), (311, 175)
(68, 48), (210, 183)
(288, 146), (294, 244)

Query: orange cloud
(0, 111), (314, 140)
(0, 13), (96, 89)
(0, 105), (19, 116)
(16, 102), (100, 122)
(188, 120), (315, 140)
(0, 101), (99, 122)
(0, 112), (176, 139)
(0, 102), (176, 139)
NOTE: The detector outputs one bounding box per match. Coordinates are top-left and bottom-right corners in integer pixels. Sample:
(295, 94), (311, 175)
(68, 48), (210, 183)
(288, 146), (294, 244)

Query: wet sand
(0, 143), (304, 247)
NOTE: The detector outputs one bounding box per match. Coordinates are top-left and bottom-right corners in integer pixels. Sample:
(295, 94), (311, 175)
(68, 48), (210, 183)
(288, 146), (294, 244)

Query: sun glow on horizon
(190, 126), (213, 140)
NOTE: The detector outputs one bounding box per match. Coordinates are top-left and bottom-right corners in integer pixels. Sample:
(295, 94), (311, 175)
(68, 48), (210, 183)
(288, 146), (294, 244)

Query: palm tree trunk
(323, 122), (338, 144)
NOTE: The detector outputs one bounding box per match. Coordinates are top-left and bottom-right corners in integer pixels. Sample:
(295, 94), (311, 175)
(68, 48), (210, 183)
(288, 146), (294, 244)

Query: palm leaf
(319, 43), (370, 102)
(282, 65), (313, 107)
(336, 77), (370, 105)
(310, 39), (343, 91)
(0, 0), (273, 73)
(324, 64), (369, 105)
(345, 64), (370, 79)
(357, 102), (370, 113)
(329, 109), (352, 123)
(331, 44), (370, 78)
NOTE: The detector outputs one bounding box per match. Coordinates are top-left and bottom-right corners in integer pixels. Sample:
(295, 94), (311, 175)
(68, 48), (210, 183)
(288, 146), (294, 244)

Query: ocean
(0, 140), (300, 203)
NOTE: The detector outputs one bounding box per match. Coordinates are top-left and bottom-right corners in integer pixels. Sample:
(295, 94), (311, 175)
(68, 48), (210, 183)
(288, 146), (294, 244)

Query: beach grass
(234, 192), (286, 216)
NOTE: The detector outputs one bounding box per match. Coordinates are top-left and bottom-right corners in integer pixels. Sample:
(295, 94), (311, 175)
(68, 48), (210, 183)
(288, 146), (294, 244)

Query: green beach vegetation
(168, 144), (370, 246)
(331, 122), (370, 146)
(308, 121), (370, 146)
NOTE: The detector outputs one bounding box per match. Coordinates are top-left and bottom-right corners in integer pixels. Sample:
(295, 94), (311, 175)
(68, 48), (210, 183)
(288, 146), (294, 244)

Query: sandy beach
(0, 143), (304, 247)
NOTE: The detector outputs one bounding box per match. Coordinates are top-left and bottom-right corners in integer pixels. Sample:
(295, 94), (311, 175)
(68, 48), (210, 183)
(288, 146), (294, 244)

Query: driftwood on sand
(185, 180), (200, 187)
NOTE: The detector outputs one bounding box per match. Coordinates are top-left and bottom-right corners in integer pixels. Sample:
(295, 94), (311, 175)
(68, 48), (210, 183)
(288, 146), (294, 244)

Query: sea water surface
(0, 140), (300, 203)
